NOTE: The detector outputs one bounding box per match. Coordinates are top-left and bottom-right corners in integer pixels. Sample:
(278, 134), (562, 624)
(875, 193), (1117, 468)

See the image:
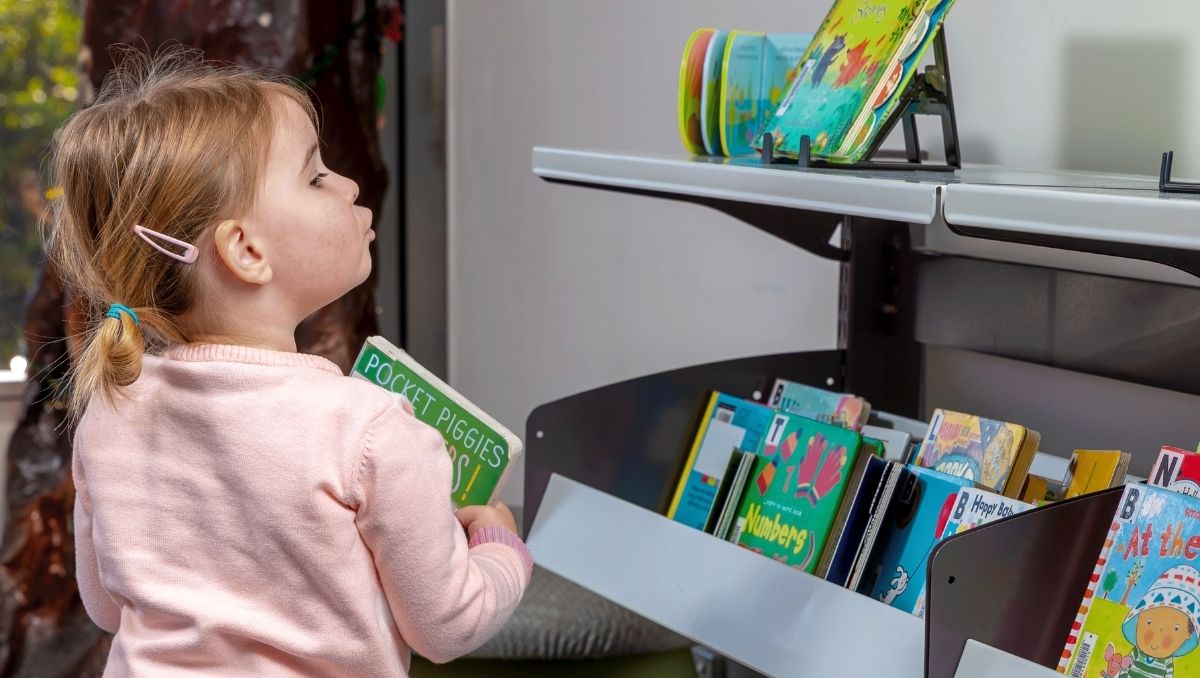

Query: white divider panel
(527, 474), (925, 678)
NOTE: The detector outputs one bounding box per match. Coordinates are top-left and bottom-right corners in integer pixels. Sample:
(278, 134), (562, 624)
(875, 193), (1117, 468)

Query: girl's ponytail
(43, 45), (317, 420)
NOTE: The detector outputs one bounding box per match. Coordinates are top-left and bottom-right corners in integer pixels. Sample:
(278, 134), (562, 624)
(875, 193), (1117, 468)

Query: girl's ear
(212, 218), (272, 285)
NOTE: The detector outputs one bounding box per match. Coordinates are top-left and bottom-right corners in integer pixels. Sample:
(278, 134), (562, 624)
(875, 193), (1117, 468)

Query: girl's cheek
(1162, 634), (1174, 649)
(1143, 630), (1156, 646)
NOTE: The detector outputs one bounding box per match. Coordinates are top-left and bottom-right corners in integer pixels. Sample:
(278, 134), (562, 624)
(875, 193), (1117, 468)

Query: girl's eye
(310, 172), (329, 188)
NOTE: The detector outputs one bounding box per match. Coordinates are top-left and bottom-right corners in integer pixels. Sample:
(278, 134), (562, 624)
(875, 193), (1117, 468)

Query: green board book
(754, 0), (956, 163)
(728, 411), (867, 573)
(351, 336), (522, 507)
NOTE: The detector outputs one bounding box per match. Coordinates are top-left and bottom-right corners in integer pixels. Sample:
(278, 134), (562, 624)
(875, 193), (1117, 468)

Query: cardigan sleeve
(352, 403), (530, 663)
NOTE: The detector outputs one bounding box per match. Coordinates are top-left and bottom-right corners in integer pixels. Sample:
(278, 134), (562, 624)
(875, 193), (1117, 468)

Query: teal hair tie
(105, 304), (139, 325)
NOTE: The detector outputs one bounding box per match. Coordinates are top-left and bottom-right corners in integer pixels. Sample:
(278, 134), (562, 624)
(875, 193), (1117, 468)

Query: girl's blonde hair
(44, 46), (317, 418)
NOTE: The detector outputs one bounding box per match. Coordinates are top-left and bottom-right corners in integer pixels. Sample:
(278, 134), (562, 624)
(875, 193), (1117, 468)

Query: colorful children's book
(914, 409), (1040, 498)
(861, 425), (912, 462)
(1064, 449), (1131, 499)
(699, 29), (730, 155)
(860, 466), (970, 614)
(727, 411), (867, 573)
(677, 28), (715, 155)
(1148, 446), (1200, 498)
(667, 392), (776, 530)
(1060, 484), (1200, 677)
(768, 378), (870, 431)
(352, 336), (522, 507)
(718, 31), (812, 155)
(754, 0), (956, 163)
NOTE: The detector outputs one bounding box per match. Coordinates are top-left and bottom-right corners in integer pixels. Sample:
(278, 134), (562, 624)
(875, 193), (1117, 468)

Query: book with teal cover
(768, 378), (870, 431)
(718, 32), (812, 156)
(754, 0), (955, 163)
(861, 465), (969, 614)
(351, 336), (522, 507)
(1061, 484), (1200, 677)
(667, 392), (775, 530)
(727, 411), (867, 573)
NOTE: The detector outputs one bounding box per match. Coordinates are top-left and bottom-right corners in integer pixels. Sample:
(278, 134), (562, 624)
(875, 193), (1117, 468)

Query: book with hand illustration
(352, 336), (522, 507)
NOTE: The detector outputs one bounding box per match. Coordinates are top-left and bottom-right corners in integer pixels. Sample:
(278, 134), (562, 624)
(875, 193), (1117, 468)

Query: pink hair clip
(133, 225), (198, 264)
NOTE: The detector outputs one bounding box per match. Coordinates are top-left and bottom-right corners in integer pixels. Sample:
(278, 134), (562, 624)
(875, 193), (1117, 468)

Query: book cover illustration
(352, 337), (522, 507)
(768, 378), (870, 431)
(718, 31), (812, 156)
(677, 28), (715, 154)
(915, 408), (1038, 497)
(1060, 484), (1200, 677)
(1065, 450), (1131, 499)
(728, 411), (866, 572)
(667, 392), (775, 530)
(700, 29), (730, 155)
(861, 466), (969, 614)
(1149, 446), (1200, 498)
(754, 0), (955, 163)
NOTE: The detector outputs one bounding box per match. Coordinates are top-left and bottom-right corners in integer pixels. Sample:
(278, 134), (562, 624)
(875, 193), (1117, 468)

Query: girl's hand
(455, 501), (518, 538)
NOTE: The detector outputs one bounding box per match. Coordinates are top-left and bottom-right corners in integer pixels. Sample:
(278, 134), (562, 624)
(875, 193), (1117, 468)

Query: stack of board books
(664, 378), (1170, 621)
(677, 0), (957, 163)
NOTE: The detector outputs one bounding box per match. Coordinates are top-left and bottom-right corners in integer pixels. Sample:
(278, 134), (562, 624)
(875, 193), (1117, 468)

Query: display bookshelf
(524, 147), (1200, 677)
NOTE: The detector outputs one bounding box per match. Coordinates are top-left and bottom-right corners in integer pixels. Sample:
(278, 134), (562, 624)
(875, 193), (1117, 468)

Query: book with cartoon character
(667, 392), (776, 530)
(768, 378), (871, 431)
(914, 409), (1040, 499)
(726, 410), (870, 573)
(678, 28), (716, 154)
(1060, 483), (1200, 677)
(859, 465), (969, 614)
(754, 0), (956, 163)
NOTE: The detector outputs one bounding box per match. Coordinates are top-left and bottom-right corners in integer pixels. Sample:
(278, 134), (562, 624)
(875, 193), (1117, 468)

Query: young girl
(47, 49), (531, 675)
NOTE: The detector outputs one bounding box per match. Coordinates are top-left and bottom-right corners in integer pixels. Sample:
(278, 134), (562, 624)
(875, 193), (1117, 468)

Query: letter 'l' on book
(351, 336), (523, 507)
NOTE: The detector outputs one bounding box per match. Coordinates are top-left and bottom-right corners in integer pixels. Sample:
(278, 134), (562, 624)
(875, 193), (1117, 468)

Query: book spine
(666, 393), (719, 520)
(1057, 517), (1121, 674)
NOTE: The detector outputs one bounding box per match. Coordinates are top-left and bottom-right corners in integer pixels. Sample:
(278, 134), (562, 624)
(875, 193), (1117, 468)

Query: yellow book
(1019, 474), (1049, 504)
(1063, 449), (1130, 498)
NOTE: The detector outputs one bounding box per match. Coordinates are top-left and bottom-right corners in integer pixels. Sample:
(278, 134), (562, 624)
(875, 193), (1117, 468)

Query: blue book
(667, 392), (775, 530)
(860, 466), (970, 614)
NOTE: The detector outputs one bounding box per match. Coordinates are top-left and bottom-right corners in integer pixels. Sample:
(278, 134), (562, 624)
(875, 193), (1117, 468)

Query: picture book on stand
(914, 408), (1040, 498)
(667, 392), (775, 530)
(1060, 483), (1200, 678)
(754, 0), (956, 163)
(727, 410), (873, 573)
(352, 336), (522, 507)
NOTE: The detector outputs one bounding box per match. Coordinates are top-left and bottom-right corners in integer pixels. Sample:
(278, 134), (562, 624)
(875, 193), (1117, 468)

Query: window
(0, 0), (82, 381)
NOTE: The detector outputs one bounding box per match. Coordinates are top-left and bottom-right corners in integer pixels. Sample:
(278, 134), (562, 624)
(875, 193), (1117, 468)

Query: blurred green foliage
(0, 0), (82, 364)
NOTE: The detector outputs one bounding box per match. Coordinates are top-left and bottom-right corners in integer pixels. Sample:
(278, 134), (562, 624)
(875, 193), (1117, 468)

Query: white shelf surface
(942, 178), (1200, 253)
(532, 147), (943, 224)
(528, 474), (925, 678)
(533, 147), (1200, 265)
